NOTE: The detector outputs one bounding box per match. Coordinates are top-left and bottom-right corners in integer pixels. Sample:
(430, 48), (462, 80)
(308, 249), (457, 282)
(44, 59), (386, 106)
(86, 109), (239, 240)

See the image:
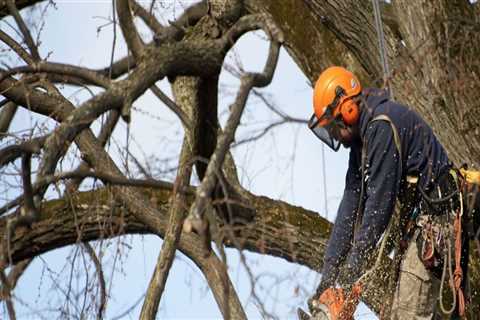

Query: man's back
(358, 88), (450, 190)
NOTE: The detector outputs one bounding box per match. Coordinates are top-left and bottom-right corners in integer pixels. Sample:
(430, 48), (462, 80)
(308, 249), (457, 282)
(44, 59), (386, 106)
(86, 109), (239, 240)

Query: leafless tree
(0, 0), (479, 319)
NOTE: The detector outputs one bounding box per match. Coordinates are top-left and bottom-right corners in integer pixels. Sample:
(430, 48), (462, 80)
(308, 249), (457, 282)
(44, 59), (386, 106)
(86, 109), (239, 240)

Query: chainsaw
(297, 284), (362, 320)
(297, 305), (333, 320)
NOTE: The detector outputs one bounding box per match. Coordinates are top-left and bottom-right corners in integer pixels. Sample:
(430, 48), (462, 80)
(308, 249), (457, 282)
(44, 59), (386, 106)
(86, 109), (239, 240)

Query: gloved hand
(308, 284), (362, 320)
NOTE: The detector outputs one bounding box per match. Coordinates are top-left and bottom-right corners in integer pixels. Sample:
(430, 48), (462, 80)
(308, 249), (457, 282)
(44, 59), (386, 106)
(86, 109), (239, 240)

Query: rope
(439, 236), (456, 314)
(437, 188), (466, 316)
(453, 211), (466, 316)
(371, 0), (394, 99)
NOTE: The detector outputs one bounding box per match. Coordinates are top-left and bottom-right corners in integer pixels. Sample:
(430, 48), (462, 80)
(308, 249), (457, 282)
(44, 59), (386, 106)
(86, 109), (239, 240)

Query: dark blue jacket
(317, 88), (450, 293)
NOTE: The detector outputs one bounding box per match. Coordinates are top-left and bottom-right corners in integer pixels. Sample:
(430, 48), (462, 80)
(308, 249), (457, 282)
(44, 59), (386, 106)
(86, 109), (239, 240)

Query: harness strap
(354, 114), (403, 282)
(356, 114), (402, 232)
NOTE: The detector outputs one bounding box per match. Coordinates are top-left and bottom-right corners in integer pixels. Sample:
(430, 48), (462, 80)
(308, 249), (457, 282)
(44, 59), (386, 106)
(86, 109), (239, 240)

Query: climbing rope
(371, 0), (394, 99)
(438, 187), (466, 316)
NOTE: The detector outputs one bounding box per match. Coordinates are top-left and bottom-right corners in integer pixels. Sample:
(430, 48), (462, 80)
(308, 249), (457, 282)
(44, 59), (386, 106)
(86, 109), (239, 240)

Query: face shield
(308, 114), (343, 151)
(308, 86), (347, 151)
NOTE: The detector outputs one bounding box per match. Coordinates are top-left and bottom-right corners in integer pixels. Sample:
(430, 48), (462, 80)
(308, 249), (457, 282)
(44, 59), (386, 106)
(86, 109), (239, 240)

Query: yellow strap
(460, 168), (480, 185)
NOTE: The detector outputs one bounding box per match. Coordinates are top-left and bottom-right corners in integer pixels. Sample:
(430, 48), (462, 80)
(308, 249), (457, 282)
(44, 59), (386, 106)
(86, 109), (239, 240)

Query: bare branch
(153, 0), (208, 44)
(97, 55), (136, 80)
(0, 102), (18, 141)
(0, 270), (16, 320)
(0, 29), (34, 64)
(116, 0), (144, 59)
(130, 0), (163, 35)
(65, 110), (120, 194)
(82, 243), (106, 320)
(4, 259), (31, 290)
(5, 0), (40, 60)
(150, 84), (190, 129)
(221, 14), (284, 53)
(0, 167), (191, 217)
(20, 152), (37, 221)
(186, 20), (282, 230)
(0, 76), (72, 120)
(140, 141), (193, 320)
(0, 62), (112, 88)
(0, 135), (46, 168)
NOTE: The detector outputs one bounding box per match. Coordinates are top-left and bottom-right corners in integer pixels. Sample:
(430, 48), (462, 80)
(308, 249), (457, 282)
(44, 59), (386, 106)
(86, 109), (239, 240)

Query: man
(306, 66), (471, 319)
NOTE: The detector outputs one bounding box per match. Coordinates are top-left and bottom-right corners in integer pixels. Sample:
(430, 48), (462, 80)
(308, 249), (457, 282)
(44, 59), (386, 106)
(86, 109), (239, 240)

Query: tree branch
(0, 62), (112, 88)
(0, 29), (34, 64)
(0, 269), (16, 320)
(150, 85), (190, 129)
(82, 243), (106, 320)
(0, 135), (45, 168)
(97, 55), (136, 80)
(140, 141), (193, 320)
(130, 0), (163, 35)
(0, 185), (329, 312)
(0, 102), (18, 141)
(6, 0), (40, 60)
(153, 0), (208, 44)
(116, 0), (144, 59)
(65, 110), (120, 192)
(186, 19), (282, 232)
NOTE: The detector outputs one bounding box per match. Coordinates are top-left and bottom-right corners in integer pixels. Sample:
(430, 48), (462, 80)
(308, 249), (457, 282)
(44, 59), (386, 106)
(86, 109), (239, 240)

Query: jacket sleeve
(315, 147), (362, 295)
(339, 120), (402, 287)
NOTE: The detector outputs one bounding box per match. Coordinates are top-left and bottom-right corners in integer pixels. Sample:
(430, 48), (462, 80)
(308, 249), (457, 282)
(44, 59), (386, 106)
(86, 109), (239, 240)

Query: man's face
(308, 114), (359, 151)
(328, 122), (357, 148)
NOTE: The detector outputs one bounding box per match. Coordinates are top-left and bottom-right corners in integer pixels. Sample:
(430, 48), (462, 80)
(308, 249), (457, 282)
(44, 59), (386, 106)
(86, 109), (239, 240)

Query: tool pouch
(415, 169), (459, 272)
(416, 214), (451, 273)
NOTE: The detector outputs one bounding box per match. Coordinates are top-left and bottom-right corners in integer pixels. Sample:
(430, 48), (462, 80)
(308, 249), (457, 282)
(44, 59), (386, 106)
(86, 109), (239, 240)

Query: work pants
(391, 232), (441, 320)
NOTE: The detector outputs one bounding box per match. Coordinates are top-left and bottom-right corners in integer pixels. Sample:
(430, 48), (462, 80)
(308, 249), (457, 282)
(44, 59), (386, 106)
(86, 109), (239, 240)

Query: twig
(82, 243), (106, 320)
(0, 169), (193, 217)
(110, 0), (118, 80)
(111, 293), (145, 320)
(150, 84), (191, 129)
(0, 29), (34, 64)
(130, 0), (163, 35)
(153, 0), (207, 44)
(0, 135), (46, 168)
(6, 0), (40, 60)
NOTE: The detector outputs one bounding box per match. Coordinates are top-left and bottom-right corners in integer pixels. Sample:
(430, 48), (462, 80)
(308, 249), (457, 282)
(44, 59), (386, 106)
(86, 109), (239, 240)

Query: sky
(1, 1), (376, 319)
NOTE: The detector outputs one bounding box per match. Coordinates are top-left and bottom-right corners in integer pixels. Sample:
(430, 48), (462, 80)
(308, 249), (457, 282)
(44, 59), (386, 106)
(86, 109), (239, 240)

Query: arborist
(304, 66), (479, 319)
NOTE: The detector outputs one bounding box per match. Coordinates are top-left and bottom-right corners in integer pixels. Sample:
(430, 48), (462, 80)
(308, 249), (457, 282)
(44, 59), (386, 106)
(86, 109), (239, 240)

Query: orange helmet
(308, 66), (362, 151)
(313, 66), (362, 126)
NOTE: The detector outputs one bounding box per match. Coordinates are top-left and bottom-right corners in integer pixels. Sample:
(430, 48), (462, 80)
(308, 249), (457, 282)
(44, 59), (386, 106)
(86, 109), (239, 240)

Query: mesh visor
(308, 114), (341, 151)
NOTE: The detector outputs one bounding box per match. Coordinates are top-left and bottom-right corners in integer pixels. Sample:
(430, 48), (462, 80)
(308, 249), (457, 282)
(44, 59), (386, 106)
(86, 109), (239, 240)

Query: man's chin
(341, 141), (352, 148)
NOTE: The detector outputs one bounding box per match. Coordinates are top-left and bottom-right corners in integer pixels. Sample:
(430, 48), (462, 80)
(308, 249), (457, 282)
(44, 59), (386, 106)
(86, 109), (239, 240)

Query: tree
(0, 0), (479, 319)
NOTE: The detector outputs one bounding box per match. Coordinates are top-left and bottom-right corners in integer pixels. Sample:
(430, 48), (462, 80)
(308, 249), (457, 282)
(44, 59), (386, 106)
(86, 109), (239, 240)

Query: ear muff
(339, 98), (359, 125)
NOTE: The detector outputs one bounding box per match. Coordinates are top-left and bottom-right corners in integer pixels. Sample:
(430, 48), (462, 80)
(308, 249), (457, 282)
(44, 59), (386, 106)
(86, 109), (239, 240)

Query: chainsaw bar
(297, 308), (312, 320)
(297, 306), (332, 320)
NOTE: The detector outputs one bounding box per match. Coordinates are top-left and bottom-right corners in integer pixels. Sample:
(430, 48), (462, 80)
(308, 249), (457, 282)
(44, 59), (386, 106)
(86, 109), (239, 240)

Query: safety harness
(355, 114), (478, 317)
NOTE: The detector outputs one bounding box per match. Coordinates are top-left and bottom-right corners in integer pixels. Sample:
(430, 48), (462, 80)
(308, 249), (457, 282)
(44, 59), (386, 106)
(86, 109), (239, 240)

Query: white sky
(1, 1), (377, 319)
